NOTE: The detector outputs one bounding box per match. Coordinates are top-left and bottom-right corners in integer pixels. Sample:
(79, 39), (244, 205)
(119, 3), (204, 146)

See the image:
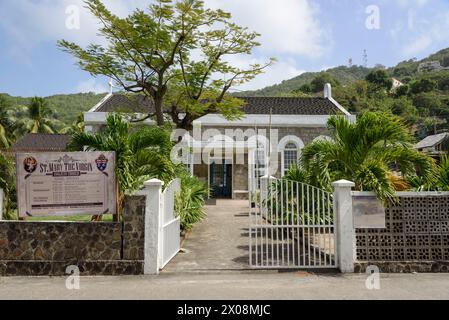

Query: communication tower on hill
(363, 50), (368, 68)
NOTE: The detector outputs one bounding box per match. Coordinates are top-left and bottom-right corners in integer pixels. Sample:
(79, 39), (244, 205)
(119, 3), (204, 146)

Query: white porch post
(0, 188), (3, 221)
(332, 179), (355, 273)
(143, 179), (164, 275)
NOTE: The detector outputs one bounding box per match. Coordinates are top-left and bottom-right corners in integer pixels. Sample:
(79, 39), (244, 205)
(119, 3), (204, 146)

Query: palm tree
(301, 112), (435, 201)
(0, 152), (16, 219)
(437, 155), (449, 191)
(408, 154), (449, 191)
(67, 113), (177, 211)
(59, 113), (85, 135)
(0, 95), (15, 149)
(175, 171), (208, 231)
(15, 97), (60, 135)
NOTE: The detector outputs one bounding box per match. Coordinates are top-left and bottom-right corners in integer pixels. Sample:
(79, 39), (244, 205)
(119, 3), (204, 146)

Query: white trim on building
(278, 135), (305, 176)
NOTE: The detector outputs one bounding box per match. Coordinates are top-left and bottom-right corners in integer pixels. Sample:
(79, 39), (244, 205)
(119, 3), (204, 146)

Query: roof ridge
(240, 96), (326, 99)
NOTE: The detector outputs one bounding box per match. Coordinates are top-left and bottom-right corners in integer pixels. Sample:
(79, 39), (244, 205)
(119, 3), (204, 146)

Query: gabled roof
(95, 94), (156, 113)
(91, 94), (345, 116)
(12, 134), (71, 152)
(415, 133), (449, 149)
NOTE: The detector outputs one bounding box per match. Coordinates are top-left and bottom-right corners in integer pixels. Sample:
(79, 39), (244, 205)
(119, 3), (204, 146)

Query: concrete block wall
(354, 194), (449, 273)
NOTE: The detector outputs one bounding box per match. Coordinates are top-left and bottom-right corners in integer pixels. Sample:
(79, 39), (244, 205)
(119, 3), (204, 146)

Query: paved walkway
(163, 200), (250, 273)
(1, 273), (449, 299)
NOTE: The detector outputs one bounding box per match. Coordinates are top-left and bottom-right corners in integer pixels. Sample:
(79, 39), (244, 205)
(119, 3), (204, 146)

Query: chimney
(324, 83), (332, 99)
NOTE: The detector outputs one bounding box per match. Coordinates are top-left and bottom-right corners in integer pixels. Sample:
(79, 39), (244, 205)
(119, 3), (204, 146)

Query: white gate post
(0, 188), (4, 221)
(332, 179), (355, 273)
(143, 179), (164, 275)
(260, 176), (276, 218)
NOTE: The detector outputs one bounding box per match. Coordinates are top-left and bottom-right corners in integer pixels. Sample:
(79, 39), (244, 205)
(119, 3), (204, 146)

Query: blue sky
(0, 0), (448, 97)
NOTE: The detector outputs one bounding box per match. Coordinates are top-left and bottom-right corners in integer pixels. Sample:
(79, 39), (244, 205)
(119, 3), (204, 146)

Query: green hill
(0, 92), (107, 125)
(238, 65), (372, 97)
(2, 48), (449, 133)
(239, 47), (449, 97)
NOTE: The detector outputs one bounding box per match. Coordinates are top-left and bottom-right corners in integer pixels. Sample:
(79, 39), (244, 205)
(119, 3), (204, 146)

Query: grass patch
(4, 210), (114, 222)
(26, 215), (114, 222)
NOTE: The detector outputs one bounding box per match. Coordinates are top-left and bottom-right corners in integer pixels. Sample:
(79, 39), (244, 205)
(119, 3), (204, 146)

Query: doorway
(209, 160), (232, 198)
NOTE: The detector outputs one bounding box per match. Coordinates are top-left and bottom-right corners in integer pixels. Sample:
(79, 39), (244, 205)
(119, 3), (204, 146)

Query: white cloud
(387, 1), (449, 59)
(221, 56), (304, 91)
(76, 78), (108, 94)
(202, 0), (327, 90)
(242, 61), (305, 91)
(395, 0), (428, 8)
(0, 0), (328, 70)
(204, 0), (329, 58)
(402, 35), (433, 56)
(0, 0), (320, 92)
(0, 0), (149, 57)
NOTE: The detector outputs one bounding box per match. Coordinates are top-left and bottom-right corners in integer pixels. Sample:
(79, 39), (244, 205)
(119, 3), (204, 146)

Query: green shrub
(175, 171), (208, 231)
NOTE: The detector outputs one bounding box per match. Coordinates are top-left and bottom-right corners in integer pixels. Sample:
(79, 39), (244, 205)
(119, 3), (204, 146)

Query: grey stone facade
(194, 125), (331, 199)
(355, 195), (449, 273)
(0, 195), (146, 276)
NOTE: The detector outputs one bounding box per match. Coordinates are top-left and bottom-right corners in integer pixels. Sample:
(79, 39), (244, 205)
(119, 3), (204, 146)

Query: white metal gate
(250, 177), (337, 269)
(159, 179), (181, 269)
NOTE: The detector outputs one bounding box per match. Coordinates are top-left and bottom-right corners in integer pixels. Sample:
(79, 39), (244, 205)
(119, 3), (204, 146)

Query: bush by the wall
(175, 171), (208, 231)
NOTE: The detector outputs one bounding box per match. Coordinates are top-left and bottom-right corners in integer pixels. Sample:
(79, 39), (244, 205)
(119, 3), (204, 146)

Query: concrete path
(1, 273), (449, 300)
(163, 200), (251, 273)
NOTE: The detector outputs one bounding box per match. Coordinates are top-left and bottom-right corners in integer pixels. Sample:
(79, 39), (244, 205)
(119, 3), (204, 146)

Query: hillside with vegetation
(240, 47), (449, 97)
(0, 92), (106, 125)
(238, 65), (373, 97)
(239, 47), (449, 139)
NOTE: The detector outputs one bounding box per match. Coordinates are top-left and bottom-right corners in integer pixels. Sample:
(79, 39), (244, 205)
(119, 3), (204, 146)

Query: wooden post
(113, 179), (120, 222)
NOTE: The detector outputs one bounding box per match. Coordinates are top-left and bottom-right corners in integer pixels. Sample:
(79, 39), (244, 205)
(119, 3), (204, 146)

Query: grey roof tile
(415, 133), (449, 149)
(12, 134), (71, 152)
(94, 94), (343, 115)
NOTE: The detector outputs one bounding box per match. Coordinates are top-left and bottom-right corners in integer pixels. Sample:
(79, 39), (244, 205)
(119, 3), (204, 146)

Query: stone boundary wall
(0, 195), (145, 276)
(122, 195), (145, 261)
(355, 193), (449, 273)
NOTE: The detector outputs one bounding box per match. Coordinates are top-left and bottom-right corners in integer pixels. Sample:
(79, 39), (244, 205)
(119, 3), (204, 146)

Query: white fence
(250, 176), (337, 269)
(138, 178), (181, 275)
(160, 179), (181, 269)
(250, 177), (359, 273)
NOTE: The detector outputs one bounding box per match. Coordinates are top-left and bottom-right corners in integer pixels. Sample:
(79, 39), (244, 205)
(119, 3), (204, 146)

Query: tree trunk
(178, 113), (194, 131)
(154, 96), (165, 126)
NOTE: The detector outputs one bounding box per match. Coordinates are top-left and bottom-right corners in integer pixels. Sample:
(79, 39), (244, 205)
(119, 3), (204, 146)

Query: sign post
(16, 152), (116, 218)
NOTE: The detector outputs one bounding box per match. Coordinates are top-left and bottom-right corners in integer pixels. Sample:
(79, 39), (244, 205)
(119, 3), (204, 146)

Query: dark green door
(210, 160), (232, 198)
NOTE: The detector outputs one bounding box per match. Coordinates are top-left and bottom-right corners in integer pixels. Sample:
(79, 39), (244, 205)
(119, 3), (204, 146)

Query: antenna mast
(363, 50), (368, 68)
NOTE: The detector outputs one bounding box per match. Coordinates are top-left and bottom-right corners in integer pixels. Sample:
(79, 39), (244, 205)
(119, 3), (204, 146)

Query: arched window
(282, 142), (298, 176)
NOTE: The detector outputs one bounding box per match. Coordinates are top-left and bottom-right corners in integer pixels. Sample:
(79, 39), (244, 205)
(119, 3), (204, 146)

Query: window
(283, 142), (298, 176)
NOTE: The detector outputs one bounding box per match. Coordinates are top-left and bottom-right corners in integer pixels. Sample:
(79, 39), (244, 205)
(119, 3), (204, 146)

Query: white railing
(139, 178), (181, 275)
(159, 179), (181, 269)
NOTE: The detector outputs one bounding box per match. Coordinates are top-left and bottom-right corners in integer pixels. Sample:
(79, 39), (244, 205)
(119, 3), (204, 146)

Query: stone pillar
(332, 179), (355, 273)
(0, 188), (3, 221)
(143, 179), (164, 275)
